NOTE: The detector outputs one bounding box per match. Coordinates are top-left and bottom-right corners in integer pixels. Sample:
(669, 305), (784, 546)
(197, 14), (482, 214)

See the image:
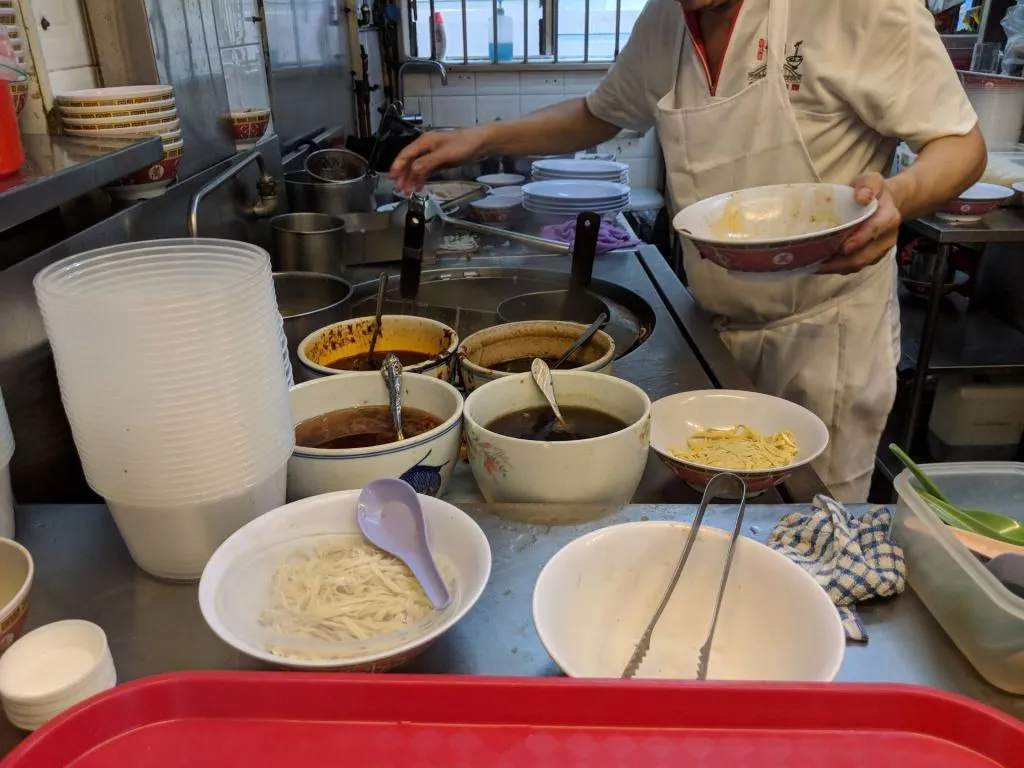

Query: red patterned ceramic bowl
(672, 183), (877, 277)
(222, 108), (271, 142)
(0, 538), (32, 656)
(60, 107), (178, 130)
(57, 97), (176, 120)
(936, 182), (1014, 223)
(650, 390), (829, 497)
(110, 140), (183, 187)
(9, 81), (26, 115)
(55, 85), (174, 108)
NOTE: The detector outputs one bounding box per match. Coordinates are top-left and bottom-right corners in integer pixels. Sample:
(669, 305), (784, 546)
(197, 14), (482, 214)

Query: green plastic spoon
(888, 444), (1024, 546)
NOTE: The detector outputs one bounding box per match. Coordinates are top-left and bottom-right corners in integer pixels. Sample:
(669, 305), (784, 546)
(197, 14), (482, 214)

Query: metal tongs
(621, 472), (749, 680)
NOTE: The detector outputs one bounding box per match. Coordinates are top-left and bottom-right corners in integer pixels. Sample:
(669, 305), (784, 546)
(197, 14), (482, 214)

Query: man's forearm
(474, 98), (623, 159)
(888, 126), (987, 220)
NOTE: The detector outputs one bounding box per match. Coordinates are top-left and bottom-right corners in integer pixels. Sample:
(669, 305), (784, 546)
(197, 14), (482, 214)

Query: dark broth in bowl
(296, 405), (442, 449)
(485, 405), (628, 442)
(488, 357), (582, 374)
(326, 350), (434, 372)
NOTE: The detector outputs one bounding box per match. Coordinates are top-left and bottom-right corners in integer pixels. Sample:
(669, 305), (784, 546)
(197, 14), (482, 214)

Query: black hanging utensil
(400, 194), (428, 300)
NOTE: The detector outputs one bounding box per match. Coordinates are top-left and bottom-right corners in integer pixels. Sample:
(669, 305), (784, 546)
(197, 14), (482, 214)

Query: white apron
(655, 0), (900, 501)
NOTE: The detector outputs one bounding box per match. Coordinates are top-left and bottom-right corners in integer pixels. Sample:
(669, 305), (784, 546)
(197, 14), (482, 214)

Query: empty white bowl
(198, 489), (491, 671)
(650, 390), (829, 496)
(287, 372), (463, 501)
(0, 620), (116, 731)
(673, 183), (877, 276)
(533, 521), (844, 681)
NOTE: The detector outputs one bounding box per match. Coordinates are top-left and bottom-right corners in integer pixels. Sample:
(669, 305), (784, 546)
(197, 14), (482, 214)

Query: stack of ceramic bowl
(56, 85), (183, 201)
(0, 620), (116, 731)
(521, 179), (631, 222)
(531, 158), (629, 184)
(33, 239), (294, 581)
(0, 387), (14, 539)
(1, 0), (27, 116)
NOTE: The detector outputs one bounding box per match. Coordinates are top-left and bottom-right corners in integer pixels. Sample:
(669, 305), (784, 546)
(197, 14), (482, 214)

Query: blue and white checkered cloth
(768, 495), (906, 642)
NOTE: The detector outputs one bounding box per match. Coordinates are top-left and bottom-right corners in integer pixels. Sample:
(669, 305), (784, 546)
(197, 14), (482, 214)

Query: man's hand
(817, 172), (902, 275)
(390, 127), (488, 194)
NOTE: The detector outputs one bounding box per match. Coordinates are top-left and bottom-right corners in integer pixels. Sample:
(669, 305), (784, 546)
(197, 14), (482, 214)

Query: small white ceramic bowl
(469, 197), (521, 229)
(0, 620), (117, 731)
(463, 371), (651, 504)
(288, 371), (463, 501)
(649, 390), (829, 496)
(297, 315), (458, 382)
(198, 489), (491, 671)
(0, 538), (32, 654)
(673, 183), (877, 277)
(490, 185), (523, 199)
(458, 321), (615, 391)
(533, 521), (844, 681)
(476, 173), (525, 188)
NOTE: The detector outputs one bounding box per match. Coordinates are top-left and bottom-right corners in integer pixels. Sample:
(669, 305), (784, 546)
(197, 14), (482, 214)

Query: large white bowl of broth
(458, 321), (615, 392)
(198, 488), (491, 671)
(288, 372), (463, 501)
(649, 390), (829, 496)
(463, 371), (650, 504)
(533, 521), (844, 681)
(297, 315), (458, 382)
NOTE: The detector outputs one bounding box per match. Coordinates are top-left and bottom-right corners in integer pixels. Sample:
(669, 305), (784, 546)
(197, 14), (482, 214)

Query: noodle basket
(649, 389), (829, 496)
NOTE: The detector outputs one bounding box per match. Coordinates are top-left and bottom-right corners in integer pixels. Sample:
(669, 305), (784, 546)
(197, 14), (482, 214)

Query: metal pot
(284, 170), (376, 215)
(273, 272), (354, 374)
(270, 212), (346, 275)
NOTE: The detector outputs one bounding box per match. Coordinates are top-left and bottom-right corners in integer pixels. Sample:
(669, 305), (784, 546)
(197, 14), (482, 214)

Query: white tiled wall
(406, 68), (663, 190)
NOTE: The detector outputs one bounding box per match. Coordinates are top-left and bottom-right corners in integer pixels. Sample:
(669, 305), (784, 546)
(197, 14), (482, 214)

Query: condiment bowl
(0, 620), (117, 731)
(198, 488), (491, 671)
(672, 182), (877, 277)
(297, 315), (458, 382)
(469, 197), (520, 229)
(533, 521), (844, 680)
(458, 320), (615, 391)
(463, 371), (650, 504)
(650, 390), (829, 496)
(0, 538), (32, 655)
(288, 371), (463, 501)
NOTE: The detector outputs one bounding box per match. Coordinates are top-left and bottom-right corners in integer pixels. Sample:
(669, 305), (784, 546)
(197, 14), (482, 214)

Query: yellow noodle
(669, 424), (798, 470)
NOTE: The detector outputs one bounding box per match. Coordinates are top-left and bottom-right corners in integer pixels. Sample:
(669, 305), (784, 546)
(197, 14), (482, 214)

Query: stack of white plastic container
(0, 386), (14, 539)
(34, 239), (294, 581)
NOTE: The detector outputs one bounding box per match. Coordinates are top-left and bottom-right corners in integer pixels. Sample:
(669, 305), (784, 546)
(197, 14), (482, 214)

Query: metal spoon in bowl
(531, 357), (568, 430)
(381, 352), (405, 441)
(357, 478), (451, 610)
(366, 272), (388, 367)
(552, 312), (609, 370)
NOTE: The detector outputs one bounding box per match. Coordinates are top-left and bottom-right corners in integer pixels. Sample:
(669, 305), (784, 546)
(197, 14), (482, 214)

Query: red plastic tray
(4, 673), (1023, 767)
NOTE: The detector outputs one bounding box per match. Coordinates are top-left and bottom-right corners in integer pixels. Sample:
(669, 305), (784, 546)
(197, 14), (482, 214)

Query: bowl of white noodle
(198, 489), (491, 671)
(649, 390), (829, 496)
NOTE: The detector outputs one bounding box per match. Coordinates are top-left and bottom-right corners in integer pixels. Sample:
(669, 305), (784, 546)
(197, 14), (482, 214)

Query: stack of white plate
(34, 239), (294, 581)
(55, 85), (183, 201)
(522, 179), (631, 219)
(0, 386), (13, 539)
(531, 158), (630, 184)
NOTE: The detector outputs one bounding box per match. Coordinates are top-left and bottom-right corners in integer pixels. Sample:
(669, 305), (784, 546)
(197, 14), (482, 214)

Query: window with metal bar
(408, 0), (646, 64)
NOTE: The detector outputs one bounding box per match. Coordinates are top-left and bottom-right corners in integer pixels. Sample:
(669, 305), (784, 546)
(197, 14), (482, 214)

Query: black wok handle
(570, 211), (601, 289)
(400, 196), (427, 300)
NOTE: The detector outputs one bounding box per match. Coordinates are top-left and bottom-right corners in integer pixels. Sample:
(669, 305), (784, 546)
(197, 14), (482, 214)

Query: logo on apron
(747, 40), (805, 90)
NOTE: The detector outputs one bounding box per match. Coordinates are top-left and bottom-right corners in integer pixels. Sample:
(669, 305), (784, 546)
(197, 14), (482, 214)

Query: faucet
(188, 149), (278, 237)
(395, 59), (448, 118)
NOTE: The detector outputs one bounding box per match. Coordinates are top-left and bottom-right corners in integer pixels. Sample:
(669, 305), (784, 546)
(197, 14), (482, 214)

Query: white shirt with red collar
(586, 0), (978, 185)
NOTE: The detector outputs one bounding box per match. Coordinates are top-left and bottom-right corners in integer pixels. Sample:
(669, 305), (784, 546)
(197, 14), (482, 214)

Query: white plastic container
(892, 462), (1024, 693)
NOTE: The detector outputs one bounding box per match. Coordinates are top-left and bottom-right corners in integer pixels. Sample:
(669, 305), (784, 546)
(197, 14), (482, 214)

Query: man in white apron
(391, 0), (986, 501)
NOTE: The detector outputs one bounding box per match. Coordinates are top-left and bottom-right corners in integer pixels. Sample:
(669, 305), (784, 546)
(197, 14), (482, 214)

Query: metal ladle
(365, 272), (388, 366)
(552, 311), (609, 369)
(531, 358), (569, 431)
(381, 352), (405, 441)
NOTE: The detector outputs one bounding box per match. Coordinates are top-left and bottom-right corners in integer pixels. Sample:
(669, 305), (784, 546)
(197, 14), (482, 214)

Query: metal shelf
(899, 289), (1024, 372)
(905, 209), (1024, 244)
(0, 134), (163, 234)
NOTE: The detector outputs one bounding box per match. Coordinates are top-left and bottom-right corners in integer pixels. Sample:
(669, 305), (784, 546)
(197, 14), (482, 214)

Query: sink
(348, 267), (655, 357)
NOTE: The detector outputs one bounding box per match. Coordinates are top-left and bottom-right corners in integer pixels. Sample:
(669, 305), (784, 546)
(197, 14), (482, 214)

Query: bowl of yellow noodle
(649, 390), (829, 495)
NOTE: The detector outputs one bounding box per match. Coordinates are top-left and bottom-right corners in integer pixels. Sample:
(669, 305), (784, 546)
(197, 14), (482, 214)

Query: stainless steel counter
(3, 500), (1021, 754)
